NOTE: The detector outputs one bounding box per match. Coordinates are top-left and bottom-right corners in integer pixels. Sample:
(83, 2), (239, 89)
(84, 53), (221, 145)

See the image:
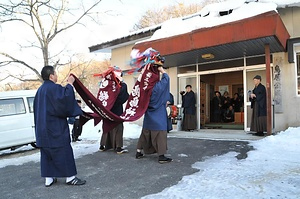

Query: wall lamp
(201, 53), (215, 59)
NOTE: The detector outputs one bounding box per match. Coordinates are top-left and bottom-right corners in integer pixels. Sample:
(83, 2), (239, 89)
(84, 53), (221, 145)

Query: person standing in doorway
(34, 65), (86, 187)
(212, 91), (222, 123)
(249, 75), (267, 136)
(180, 85), (196, 131)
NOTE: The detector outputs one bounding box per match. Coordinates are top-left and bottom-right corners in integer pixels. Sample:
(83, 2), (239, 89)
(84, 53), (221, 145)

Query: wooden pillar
(265, 44), (272, 135)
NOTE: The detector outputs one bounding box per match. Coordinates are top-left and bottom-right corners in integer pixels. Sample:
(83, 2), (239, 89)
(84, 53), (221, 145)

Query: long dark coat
(250, 83), (267, 133)
(250, 83), (267, 117)
(182, 91), (196, 115)
(33, 80), (82, 177)
(182, 90), (196, 130)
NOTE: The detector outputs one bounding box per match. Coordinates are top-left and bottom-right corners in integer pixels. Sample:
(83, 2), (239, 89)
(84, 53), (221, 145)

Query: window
(27, 97), (35, 113)
(178, 65), (196, 74)
(0, 98), (26, 117)
(297, 53), (300, 95)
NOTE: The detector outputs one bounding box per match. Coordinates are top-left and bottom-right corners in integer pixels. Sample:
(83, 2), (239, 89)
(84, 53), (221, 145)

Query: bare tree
(58, 57), (110, 95)
(132, 3), (203, 30)
(132, 0), (225, 30)
(0, 57), (110, 92)
(0, 0), (103, 83)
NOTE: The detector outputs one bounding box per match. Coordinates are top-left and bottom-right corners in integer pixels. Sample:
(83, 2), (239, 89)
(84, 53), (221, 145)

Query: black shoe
(116, 147), (128, 154)
(158, 155), (172, 164)
(75, 138), (82, 141)
(99, 145), (106, 151)
(45, 178), (57, 187)
(136, 152), (144, 159)
(66, 177), (86, 186)
(253, 132), (264, 136)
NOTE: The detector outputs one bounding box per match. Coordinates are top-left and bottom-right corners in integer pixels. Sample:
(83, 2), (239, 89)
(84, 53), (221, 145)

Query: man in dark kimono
(99, 73), (129, 154)
(249, 75), (267, 136)
(33, 65), (86, 187)
(180, 85), (196, 131)
(136, 66), (172, 163)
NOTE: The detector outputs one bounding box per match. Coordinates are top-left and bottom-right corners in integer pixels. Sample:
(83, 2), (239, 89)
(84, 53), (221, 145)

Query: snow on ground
(143, 127), (300, 199)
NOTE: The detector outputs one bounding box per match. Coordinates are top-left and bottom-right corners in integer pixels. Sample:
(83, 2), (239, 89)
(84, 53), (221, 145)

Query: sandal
(66, 177), (86, 186)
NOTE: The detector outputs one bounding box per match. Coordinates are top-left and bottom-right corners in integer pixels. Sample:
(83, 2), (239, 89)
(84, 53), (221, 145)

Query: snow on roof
(92, 0), (300, 50)
(138, 0), (300, 43)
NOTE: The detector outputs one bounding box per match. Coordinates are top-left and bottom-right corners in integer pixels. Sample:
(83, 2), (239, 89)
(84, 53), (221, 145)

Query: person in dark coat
(136, 66), (172, 164)
(180, 85), (196, 131)
(71, 99), (83, 142)
(231, 93), (241, 112)
(33, 65), (86, 187)
(221, 91), (231, 122)
(212, 91), (222, 123)
(223, 105), (235, 123)
(99, 74), (129, 154)
(249, 75), (267, 136)
(167, 93), (174, 133)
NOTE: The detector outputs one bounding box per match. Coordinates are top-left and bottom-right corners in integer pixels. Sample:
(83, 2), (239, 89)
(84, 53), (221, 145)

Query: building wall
(106, 6), (300, 131)
(111, 45), (134, 70)
(273, 51), (300, 131)
(279, 7), (300, 38)
(274, 7), (300, 131)
(168, 67), (178, 104)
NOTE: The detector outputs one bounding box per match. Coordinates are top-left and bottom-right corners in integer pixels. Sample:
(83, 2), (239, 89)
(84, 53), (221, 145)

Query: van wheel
(31, 143), (38, 148)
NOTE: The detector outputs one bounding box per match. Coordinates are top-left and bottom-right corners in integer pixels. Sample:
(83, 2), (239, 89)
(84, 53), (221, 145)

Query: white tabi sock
(45, 177), (54, 186)
(66, 176), (75, 183)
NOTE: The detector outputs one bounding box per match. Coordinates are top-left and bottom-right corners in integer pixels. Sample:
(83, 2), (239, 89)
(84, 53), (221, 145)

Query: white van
(0, 90), (37, 150)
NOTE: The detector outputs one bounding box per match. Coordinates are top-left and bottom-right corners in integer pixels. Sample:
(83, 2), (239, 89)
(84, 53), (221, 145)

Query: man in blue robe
(33, 65), (86, 187)
(136, 66), (172, 163)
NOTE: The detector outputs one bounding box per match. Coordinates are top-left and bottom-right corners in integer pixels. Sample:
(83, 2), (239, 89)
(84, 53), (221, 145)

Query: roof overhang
(89, 26), (161, 53)
(133, 11), (290, 67)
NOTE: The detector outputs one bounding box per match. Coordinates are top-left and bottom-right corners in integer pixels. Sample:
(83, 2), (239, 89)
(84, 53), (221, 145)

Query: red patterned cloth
(72, 63), (160, 133)
(72, 48), (164, 133)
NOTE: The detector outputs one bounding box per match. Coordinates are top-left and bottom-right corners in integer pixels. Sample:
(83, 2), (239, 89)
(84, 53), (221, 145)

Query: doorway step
(203, 123), (243, 130)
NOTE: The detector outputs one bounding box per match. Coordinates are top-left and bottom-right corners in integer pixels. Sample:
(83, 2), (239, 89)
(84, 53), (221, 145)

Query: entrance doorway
(199, 71), (244, 130)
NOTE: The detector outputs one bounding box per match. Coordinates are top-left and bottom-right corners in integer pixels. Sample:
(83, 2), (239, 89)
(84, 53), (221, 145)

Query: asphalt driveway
(0, 137), (253, 199)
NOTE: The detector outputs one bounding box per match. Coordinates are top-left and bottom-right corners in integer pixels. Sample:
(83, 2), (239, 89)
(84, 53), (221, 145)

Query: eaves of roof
(88, 26), (161, 53)
(133, 11), (290, 67)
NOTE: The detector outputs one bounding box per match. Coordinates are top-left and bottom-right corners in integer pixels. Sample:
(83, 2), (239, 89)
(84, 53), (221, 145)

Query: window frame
(0, 98), (26, 117)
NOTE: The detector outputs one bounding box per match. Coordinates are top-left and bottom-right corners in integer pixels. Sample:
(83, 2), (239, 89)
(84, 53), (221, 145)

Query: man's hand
(158, 66), (166, 74)
(67, 75), (75, 85)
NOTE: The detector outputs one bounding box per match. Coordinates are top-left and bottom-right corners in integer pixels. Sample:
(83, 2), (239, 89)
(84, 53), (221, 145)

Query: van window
(27, 97), (34, 113)
(0, 98), (26, 117)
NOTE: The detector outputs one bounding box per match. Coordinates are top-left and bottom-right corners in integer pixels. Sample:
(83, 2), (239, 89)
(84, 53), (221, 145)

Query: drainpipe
(265, 44), (272, 135)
